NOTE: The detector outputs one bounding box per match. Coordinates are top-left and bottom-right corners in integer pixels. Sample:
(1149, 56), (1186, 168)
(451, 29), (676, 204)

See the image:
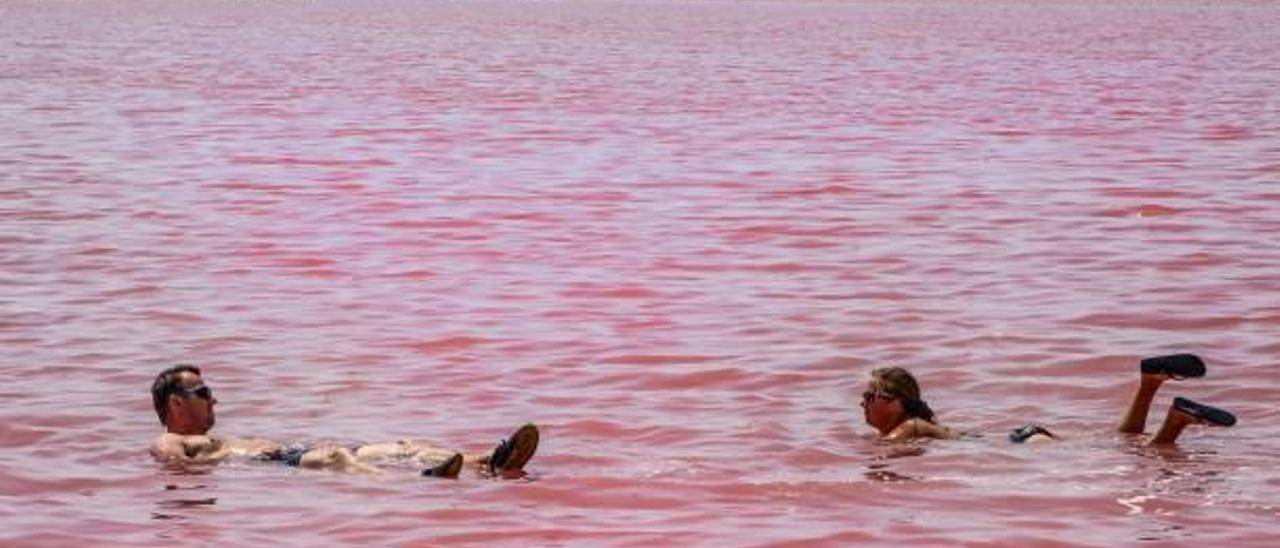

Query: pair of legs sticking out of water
(860, 353), (1237, 445)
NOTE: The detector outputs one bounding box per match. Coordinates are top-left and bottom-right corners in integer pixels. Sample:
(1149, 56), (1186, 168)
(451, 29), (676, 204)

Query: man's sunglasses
(176, 384), (213, 400)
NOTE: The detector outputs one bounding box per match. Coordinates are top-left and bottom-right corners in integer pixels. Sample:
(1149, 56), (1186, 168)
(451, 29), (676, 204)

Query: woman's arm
(886, 418), (956, 440)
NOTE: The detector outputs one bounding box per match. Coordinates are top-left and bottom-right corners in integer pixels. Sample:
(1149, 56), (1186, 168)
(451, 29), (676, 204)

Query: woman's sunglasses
(861, 389), (894, 406)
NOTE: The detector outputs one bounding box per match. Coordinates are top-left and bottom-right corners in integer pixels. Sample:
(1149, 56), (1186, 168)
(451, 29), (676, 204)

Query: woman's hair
(870, 366), (936, 423)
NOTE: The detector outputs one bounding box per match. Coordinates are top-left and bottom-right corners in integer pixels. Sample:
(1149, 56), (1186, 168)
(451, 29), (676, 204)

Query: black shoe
(487, 423), (539, 477)
(421, 453), (464, 479)
(1172, 397), (1236, 427)
(1140, 354), (1206, 380)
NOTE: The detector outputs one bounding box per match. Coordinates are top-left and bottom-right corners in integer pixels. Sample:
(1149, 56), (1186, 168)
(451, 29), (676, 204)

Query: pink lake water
(2, 0), (1279, 545)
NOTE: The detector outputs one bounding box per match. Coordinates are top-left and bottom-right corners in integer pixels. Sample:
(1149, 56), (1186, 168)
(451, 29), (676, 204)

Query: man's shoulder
(150, 432), (214, 459)
(150, 433), (182, 458)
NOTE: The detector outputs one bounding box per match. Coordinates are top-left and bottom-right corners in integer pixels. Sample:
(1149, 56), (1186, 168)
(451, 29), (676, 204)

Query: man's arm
(151, 434), (236, 463)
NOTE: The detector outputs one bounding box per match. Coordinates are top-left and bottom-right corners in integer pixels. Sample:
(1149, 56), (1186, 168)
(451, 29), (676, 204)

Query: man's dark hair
(151, 364), (201, 425)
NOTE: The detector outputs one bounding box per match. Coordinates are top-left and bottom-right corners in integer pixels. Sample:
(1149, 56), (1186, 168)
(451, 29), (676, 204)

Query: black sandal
(1140, 354), (1206, 380)
(1172, 397), (1236, 427)
(421, 453), (464, 479)
(487, 423), (539, 476)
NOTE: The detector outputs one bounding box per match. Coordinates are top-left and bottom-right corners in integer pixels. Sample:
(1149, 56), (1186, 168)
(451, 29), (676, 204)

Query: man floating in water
(148, 364), (539, 479)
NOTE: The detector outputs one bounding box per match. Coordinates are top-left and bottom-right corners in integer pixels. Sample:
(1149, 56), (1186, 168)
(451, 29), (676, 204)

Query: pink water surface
(2, 0), (1279, 545)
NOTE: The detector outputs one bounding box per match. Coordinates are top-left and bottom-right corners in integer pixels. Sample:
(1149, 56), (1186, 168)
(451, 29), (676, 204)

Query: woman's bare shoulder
(886, 418), (957, 440)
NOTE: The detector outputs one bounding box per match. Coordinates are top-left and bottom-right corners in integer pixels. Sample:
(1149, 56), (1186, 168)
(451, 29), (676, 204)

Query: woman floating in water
(860, 366), (958, 440)
(861, 354), (1236, 445)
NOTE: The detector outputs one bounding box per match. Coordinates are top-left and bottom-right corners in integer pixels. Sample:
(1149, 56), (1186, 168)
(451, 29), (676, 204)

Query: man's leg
(1118, 373), (1165, 434)
(405, 445), (492, 471)
(355, 439), (459, 462)
(401, 423), (538, 475)
(299, 447), (381, 474)
(350, 423), (539, 476)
